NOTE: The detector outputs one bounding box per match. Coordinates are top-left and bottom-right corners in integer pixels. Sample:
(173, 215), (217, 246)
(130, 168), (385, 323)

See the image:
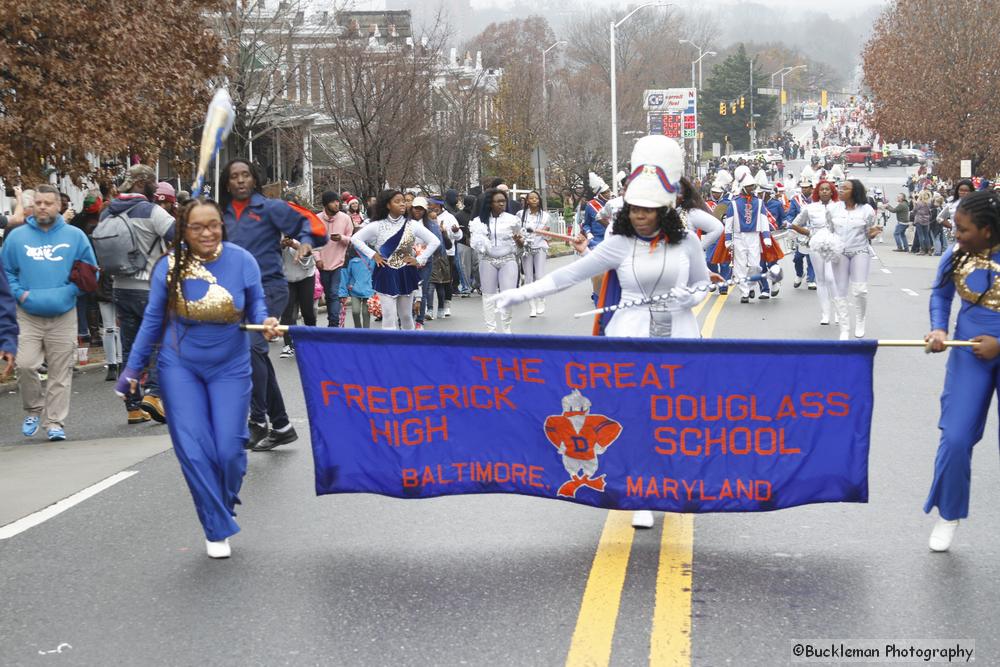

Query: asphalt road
(2, 172), (995, 667)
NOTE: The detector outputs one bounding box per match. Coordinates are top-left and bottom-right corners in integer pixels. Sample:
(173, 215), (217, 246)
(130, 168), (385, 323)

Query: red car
(842, 146), (887, 167)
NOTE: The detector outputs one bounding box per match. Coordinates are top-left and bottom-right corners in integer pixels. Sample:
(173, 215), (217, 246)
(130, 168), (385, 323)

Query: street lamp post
(681, 39), (716, 176)
(780, 65), (807, 128)
(610, 2), (670, 194)
(541, 40), (567, 109)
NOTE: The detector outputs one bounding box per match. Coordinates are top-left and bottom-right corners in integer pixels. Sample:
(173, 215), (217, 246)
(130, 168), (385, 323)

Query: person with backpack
(92, 164), (175, 425)
(2, 185), (98, 441)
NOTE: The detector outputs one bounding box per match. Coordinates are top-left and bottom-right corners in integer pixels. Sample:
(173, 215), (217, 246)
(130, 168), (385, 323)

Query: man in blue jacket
(2, 185), (98, 441)
(219, 159), (326, 451)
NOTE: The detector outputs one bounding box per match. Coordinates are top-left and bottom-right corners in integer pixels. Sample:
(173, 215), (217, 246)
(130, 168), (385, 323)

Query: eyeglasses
(188, 223), (223, 235)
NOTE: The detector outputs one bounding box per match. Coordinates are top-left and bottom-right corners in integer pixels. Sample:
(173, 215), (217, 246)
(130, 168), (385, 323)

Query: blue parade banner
(291, 328), (876, 513)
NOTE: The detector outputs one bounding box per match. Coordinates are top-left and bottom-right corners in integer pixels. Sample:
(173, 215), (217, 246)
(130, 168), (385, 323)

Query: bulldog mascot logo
(544, 390), (623, 498)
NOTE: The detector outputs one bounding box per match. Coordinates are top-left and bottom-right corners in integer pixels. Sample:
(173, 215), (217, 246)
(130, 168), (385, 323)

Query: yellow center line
(650, 514), (694, 666)
(565, 288), (731, 667)
(565, 511), (637, 667)
(690, 292), (712, 319)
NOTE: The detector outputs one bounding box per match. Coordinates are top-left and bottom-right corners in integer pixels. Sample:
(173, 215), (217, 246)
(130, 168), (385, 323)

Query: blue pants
(894, 223), (908, 250)
(250, 281), (289, 429)
(705, 245), (732, 292)
(159, 352), (251, 541)
(793, 250), (815, 281)
(924, 348), (1000, 520)
(319, 268), (342, 327)
(417, 263), (434, 323)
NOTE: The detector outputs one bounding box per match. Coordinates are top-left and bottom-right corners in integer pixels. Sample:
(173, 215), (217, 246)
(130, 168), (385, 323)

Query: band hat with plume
(623, 135), (683, 209)
(711, 169), (732, 192)
(736, 171), (758, 190)
(588, 172), (610, 194)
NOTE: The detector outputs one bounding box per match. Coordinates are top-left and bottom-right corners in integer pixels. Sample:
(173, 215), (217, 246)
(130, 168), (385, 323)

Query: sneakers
(128, 408), (151, 424)
(415, 323), (424, 330)
(206, 538), (231, 559)
(719, 287), (728, 295)
(247, 422), (268, 450)
(758, 292), (770, 300)
(252, 426), (299, 452)
(47, 427), (66, 442)
(632, 510), (655, 529)
(426, 310), (435, 321)
(279, 345), (294, 359)
(105, 363), (119, 382)
(22, 415), (40, 437)
(443, 306), (451, 317)
(140, 395), (167, 424)
(794, 277), (803, 288)
(749, 289), (756, 300)
(929, 518), (959, 552)
(771, 285), (780, 297)
(740, 296), (750, 304)
(807, 282), (817, 290)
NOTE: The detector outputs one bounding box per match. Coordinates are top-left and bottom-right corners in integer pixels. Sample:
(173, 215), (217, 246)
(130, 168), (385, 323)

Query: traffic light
(730, 101), (737, 114)
(821, 89), (828, 107)
(739, 95), (745, 110)
(780, 89), (787, 104)
(719, 101), (726, 115)
(849, 95), (856, 105)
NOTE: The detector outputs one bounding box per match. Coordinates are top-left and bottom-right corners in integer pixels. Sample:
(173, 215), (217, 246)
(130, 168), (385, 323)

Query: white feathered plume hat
(588, 172), (610, 195)
(623, 135), (684, 209)
(711, 169), (732, 192)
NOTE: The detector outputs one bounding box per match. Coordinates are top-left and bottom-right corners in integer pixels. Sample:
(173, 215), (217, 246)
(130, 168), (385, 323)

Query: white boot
(206, 538), (231, 559)
(500, 307), (513, 334)
(632, 510), (655, 528)
(482, 296), (497, 333)
(443, 301), (451, 317)
(834, 297), (851, 340)
(536, 298), (546, 314)
(929, 518), (959, 552)
(529, 299), (538, 318)
(818, 284), (831, 325)
(852, 282), (868, 338)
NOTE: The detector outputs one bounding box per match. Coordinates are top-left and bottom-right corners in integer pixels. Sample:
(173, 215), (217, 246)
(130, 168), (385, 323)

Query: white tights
(831, 252), (871, 295)
(378, 293), (415, 330)
(521, 250), (547, 284)
(479, 259), (519, 332)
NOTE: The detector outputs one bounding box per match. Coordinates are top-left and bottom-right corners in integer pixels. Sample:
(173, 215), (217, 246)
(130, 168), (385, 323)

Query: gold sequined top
(953, 246), (1000, 312)
(167, 247), (244, 324)
(385, 225), (416, 269)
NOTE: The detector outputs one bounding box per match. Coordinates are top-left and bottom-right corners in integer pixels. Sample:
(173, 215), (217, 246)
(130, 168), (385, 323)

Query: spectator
(338, 243), (374, 328)
(913, 190), (933, 255)
(98, 164), (174, 425)
(278, 235), (317, 358)
(315, 191), (354, 328)
(345, 197), (364, 230)
(2, 185), (98, 441)
(887, 193), (911, 252)
(154, 181), (178, 217)
(219, 158), (326, 452)
(0, 185), (26, 236)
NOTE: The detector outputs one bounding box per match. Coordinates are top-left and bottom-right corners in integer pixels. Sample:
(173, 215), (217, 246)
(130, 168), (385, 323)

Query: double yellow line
(565, 291), (729, 667)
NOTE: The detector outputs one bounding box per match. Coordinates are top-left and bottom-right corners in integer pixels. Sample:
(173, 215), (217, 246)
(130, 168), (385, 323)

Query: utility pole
(749, 58), (755, 149)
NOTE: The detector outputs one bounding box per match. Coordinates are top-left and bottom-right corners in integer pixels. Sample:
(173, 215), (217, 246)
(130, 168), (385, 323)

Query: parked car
(842, 145), (887, 167)
(887, 149), (918, 166)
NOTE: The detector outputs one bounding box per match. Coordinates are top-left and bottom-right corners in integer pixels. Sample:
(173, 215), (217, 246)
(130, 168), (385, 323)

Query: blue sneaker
(22, 416), (39, 437)
(47, 428), (66, 442)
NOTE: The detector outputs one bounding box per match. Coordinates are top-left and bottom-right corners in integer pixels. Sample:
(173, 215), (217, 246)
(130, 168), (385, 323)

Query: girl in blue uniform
(116, 198), (281, 558)
(924, 190), (1000, 552)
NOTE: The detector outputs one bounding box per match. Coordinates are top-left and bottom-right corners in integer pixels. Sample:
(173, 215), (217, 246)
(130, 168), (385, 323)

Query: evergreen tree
(700, 45), (777, 151)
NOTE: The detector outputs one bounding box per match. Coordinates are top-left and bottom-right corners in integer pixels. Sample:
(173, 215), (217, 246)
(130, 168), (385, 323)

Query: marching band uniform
(758, 185), (785, 299)
(925, 243), (1000, 545)
(724, 175), (774, 303)
(791, 185), (848, 330)
(470, 210), (522, 333)
(491, 136), (710, 529)
(351, 215), (441, 330)
(121, 242), (269, 553)
(706, 174), (733, 294)
(787, 178), (816, 288)
(832, 202), (877, 337)
(681, 207), (724, 252)
(518, 207), (551, 317)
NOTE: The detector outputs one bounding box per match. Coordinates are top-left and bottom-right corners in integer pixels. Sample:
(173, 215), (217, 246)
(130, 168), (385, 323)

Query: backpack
(91, 213), (158, 277)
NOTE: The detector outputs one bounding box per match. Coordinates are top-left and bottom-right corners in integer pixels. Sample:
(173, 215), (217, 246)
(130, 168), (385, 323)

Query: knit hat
(445, 189), (459, 206)
(623, 135), (683, 209)
(83, 190), (103, 214)
(322, 191), (340, 205)
(154, 181), (176, 204)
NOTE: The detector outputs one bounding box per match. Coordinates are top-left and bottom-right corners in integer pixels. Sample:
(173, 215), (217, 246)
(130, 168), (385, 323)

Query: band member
(723, 173), (774, 304)
(470, 188), (523, 333)
(706, 175), (733, 295)
(488, 135), (711, 529)
(835, 179), (881, 338)
(790, 180), (847, 332)
(787, 177), (817, 289)
(518, 190), (551, 318)
(924, 190), (1000, 551)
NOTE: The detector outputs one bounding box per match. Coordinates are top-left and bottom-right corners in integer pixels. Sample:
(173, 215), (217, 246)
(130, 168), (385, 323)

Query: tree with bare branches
(863, 0), (1000, 178)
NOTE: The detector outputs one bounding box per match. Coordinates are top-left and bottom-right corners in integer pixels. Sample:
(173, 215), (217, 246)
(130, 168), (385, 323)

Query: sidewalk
(0, 347), (109, 390)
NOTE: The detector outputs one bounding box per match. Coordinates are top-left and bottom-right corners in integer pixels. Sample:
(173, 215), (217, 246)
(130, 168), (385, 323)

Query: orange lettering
(626, 476), (645, 496)
(402, 468), (419, 488)
(827, 392), (850, 417)
(775, 395), (798, 419)
(367, 386), (389, 414)
(614, 363), (637, 388)
(413, 385), (437, 411)
(800, 392), (824, 418)
(320, 381), (339, 406)
(654, 426), (677, 454)
(522, 359), (545, 384)
(343, 384), (364, 411)
(640, 363), (663, 389)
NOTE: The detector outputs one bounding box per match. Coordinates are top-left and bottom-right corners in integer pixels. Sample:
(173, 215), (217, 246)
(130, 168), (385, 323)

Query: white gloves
(664, 286), (701, 312)
(763, 236), (774, 248)
(487, 289), (527, 312)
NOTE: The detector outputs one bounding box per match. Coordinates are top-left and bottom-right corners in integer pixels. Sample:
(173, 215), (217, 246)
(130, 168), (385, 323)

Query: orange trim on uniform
(591, 271), (613, 336)
(286, 201), (326, 238)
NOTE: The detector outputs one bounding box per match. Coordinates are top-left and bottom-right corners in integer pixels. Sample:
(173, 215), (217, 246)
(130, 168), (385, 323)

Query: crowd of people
(2, 106), (998, 555)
